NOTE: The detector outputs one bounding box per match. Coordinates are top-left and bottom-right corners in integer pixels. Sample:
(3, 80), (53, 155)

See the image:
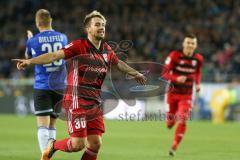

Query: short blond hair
(83, 10), (106, 27)
(35, 9), (52, 27)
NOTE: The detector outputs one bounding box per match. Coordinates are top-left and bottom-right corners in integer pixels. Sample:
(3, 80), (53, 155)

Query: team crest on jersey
(192, 60), (197, 66)
(102, 53), (108, 62)
(165, 57), (171, 64)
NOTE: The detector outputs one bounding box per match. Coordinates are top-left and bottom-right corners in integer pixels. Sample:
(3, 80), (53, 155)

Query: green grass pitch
(0, 114), (239, 160)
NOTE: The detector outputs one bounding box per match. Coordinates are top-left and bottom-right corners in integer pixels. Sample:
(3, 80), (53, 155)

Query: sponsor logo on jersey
(88, 66), (107, 73)
(176, 66), (196, 73)
(180, 60), (185, 65)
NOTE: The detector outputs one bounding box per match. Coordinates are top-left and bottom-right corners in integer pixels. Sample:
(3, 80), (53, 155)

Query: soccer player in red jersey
(13, 11), (146, 160)
(162, 34), (203, 156)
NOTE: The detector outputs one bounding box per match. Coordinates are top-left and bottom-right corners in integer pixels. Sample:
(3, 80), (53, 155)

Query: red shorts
(63, 99), (105, 138)
(166, 94), (192, 122)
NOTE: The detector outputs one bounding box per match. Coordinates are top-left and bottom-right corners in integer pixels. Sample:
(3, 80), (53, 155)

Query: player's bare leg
(37, 116), (50, 152)
(81, 135), (102, 160)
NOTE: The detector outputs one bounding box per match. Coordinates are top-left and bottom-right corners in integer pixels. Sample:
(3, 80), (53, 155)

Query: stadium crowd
(0, 0), (240, 82)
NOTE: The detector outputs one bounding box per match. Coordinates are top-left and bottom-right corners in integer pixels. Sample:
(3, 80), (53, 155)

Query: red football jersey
(61, 39), (119, 109)
(162, 50), (203, 95)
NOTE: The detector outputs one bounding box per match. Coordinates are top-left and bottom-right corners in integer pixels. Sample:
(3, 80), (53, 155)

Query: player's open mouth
(97, 30), (104, 34)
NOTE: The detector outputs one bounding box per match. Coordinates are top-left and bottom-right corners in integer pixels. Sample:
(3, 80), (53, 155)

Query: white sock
(37, 126), (49, 152)
(48, 127), (56, 140)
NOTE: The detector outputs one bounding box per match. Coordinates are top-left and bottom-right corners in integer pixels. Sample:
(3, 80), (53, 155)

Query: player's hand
(134, 72), (147, 85)
(27, 30), (33, 39)
(12, 59), (31, 70)
(176, 76), (187, 83)
(196, 84), (201, 92)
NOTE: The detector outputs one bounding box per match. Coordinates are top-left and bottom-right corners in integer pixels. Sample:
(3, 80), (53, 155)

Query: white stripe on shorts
(35, 109), (53, 114)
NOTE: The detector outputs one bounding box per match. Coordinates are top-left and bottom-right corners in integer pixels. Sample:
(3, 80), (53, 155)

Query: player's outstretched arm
(116, 60), (147, 85)
(12, 50), (65, 70)
(25, 30), (33, 59)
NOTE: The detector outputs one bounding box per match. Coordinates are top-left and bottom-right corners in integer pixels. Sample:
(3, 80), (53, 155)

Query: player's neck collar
(181, 50), (195, 57)
(40, 29), (54, 32)
(87, 38), (104, 52)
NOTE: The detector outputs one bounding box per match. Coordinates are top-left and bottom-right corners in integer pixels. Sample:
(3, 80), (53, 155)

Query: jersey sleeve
(109, 51), (119, 66)
(162, 51), (179, 83)
(25, 40), (32, 58)
(63, 34), (68, 46)
(195, 54), (204, 85)
(105, 43), (119, 66)
(62, 40), (81, 60)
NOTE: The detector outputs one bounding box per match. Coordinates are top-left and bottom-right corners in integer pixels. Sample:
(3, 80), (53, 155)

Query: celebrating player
(162, 34), (203, 156)
(25, 9), (68, 153)
(13, 10), (146, 160)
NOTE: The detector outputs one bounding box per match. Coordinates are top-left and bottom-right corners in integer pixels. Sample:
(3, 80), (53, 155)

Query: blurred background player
(13, 10), (146, 160)
(162, 34), (203, 156)
(25, 9), (68, 152)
